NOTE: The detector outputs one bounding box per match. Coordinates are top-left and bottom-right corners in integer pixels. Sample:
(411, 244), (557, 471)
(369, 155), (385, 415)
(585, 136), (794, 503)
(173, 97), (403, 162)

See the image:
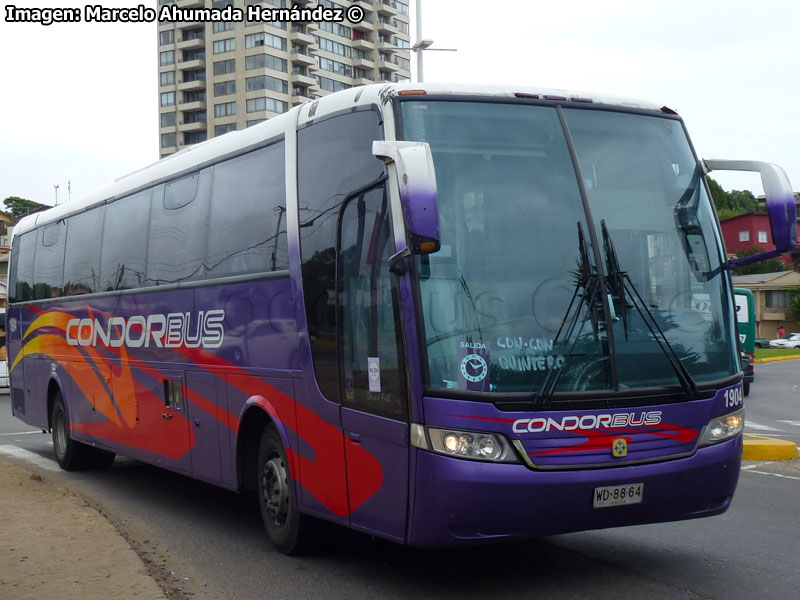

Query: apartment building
(157, 0), (412, 157)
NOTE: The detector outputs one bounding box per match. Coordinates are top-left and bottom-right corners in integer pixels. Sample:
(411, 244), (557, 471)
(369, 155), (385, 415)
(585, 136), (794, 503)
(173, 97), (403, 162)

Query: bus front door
(338, 185), (410, 543)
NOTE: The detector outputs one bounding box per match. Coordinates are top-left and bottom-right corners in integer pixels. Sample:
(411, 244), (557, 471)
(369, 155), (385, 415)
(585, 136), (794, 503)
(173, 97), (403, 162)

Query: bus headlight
(699, 409), (744, 446)
(412, 424), (519, 463)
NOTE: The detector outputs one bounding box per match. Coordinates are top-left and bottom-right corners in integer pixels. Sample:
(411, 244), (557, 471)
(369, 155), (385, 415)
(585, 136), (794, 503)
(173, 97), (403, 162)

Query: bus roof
(14, 83), (667, 239)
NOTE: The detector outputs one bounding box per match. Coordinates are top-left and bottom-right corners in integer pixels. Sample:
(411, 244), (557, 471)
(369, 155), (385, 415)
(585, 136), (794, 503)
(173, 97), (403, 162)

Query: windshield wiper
(600, 220), (698, 398)
(534, 222), (603, 406)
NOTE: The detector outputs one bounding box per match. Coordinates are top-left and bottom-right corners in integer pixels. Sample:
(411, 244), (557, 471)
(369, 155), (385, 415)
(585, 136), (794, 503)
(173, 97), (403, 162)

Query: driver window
(338, 186), (408, 420)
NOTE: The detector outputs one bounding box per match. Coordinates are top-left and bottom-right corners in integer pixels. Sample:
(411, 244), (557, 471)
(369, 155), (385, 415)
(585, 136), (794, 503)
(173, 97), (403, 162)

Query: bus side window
(206, 141), (288, 279)
(147, 169), (211, 286)
(33, 221), (66, 300)
(9, 234), (35, 303)
(100, 190), (152, 291)
(64, 208), (105, 295)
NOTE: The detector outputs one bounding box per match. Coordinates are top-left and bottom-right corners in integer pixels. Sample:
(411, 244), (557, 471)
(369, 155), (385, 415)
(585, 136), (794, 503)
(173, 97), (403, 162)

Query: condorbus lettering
(512, 411), (663, 434)
(64, 311), (225, 349)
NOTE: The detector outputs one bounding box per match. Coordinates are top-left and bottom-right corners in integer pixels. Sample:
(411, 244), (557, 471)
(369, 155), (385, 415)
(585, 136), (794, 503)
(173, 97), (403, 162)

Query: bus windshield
(400, 100), (736, 398)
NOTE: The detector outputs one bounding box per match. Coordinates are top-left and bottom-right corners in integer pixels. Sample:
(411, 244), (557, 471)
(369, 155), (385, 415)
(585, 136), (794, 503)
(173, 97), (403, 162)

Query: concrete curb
(753, 355), (800, 363)
(743, 433), (799, 460)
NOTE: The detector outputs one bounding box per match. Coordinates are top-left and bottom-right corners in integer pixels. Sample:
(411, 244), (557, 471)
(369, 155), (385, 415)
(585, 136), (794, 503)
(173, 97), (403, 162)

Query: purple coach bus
(7, 84), (796, 553)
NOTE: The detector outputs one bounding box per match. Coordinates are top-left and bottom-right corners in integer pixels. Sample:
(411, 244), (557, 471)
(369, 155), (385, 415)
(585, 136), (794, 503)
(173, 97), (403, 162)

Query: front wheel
(51, 392), (115, 470)
(257, 426), (314, 554)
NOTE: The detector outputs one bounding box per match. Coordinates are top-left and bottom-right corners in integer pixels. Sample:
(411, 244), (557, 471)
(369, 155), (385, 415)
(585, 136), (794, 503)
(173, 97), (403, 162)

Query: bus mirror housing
(373, 141), (440, 261)
(703, 159), (797, 269)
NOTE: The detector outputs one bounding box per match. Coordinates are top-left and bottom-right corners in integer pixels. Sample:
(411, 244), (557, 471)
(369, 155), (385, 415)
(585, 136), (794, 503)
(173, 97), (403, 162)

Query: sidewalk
(0, 456), (167, 600)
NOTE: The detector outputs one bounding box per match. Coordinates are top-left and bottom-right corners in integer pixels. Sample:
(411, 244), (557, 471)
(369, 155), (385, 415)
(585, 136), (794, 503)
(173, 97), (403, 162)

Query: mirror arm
(728, 249), (785, 270)
(388, 246), (413, 276)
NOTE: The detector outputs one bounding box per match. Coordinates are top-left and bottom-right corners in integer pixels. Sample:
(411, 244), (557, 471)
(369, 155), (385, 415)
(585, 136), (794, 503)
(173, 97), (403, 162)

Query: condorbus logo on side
(512, 411), (663, 434)
(65, 310), (225, 349)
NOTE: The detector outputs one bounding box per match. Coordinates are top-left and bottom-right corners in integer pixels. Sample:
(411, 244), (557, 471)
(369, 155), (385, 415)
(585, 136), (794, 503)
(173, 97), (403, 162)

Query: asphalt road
(745, 358), (800, 442)
(1, 367), (798, 599)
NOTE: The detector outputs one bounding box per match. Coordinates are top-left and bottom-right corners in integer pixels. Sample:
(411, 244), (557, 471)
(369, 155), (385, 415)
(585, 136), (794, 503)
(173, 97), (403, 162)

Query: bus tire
(743, 381), (750, 396)
(257, 425), (313, 555)
(52, 392), (92, 470)
(51, 392), (115, 470)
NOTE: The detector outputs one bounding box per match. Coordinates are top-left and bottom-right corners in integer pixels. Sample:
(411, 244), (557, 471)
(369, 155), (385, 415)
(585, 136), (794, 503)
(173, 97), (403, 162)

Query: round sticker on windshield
(461, 353), (488, 383)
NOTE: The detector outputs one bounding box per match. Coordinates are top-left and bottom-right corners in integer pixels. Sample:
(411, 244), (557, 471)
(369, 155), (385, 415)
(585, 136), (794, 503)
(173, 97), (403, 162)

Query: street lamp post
(412, 0), (456, 83)
(411, 38), (433, 83)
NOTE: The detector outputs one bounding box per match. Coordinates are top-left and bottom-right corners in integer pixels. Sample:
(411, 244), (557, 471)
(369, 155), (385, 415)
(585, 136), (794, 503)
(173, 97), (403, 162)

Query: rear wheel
(51, 392), (115, 470)
(257, 425), (313, 554)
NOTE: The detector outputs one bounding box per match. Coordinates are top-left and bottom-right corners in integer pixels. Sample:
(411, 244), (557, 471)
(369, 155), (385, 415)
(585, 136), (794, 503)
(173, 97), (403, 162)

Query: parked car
(754, 338), (770, 348)
(0, 360), (7, 390)
(769, 333), (800, 348)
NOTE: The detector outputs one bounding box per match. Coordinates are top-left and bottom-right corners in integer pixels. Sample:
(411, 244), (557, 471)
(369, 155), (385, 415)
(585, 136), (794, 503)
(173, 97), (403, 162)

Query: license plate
(593, 483), (644, 508)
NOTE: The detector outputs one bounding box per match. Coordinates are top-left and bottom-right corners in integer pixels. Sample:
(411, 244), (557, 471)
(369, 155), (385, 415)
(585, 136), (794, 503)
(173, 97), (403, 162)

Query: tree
(732, 246), (787, 276)
(729, 189), (758, 214)
(707, 177), (729, 212)
(3, 196), (46, 221)
(708, 177), (759, 220)
(788, 286), (800, 323)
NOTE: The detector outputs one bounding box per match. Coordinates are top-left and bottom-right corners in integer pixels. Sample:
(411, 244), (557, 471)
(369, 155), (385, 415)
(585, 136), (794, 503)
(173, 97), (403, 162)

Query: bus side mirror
(703, 159), (797, 269)
(373, 141), (440, 272)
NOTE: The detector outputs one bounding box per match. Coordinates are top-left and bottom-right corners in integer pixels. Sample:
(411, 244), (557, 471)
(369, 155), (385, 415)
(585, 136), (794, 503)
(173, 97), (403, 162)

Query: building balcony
(376, 19), (397, 35)
(377, 1), (396, 16)
(178, 79), (205, 92)
(290, 31), (316, 46)
(354, 76), (375, 86)
(353, 57), (376, 70)
(176, 0), (204, 8)
(291, 91), (314, 103)
(378, 59), (399, 72)
(179, 100), (206, 111)
(291, 73), (317, 87)
(354, 20), (375, 32)
(177, 58), (205, 70)
(178, 120), (206, 132)
(352, 38), (375, 51)
(291, 51), (316, 67)
(177, 37), (204, 51)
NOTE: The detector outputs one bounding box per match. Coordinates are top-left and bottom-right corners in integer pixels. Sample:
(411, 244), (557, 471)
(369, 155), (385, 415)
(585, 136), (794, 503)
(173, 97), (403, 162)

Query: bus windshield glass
(400, 100), (736, 398)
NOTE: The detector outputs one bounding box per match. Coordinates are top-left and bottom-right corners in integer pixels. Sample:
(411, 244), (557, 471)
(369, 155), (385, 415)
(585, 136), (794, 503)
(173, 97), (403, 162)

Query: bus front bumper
(407, 435), (742, 547)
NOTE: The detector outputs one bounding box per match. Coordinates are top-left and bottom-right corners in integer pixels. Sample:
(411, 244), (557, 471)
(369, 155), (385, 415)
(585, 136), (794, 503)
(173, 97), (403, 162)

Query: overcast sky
(1, 0), (798, 207)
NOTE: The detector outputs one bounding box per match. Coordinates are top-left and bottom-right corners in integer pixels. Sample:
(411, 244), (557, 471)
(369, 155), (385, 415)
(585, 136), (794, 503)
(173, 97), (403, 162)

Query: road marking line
(746, 421), (782, 432)
(0, 431), (44, 436)
(777, 420), (800, 427)
(744, 470), (800, 481)
(0, 445), (60, 471)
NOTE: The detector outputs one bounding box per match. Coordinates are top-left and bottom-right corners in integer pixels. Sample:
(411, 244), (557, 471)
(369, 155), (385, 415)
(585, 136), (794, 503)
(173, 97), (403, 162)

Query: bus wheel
(51, 392), (115, 470)
(743, 381), (750, 396)
(257, 426), (313, 554)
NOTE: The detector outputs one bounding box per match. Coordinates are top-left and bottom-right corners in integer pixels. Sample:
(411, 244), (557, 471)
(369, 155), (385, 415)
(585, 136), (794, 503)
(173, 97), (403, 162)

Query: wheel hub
(261, 456), (289, 527)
